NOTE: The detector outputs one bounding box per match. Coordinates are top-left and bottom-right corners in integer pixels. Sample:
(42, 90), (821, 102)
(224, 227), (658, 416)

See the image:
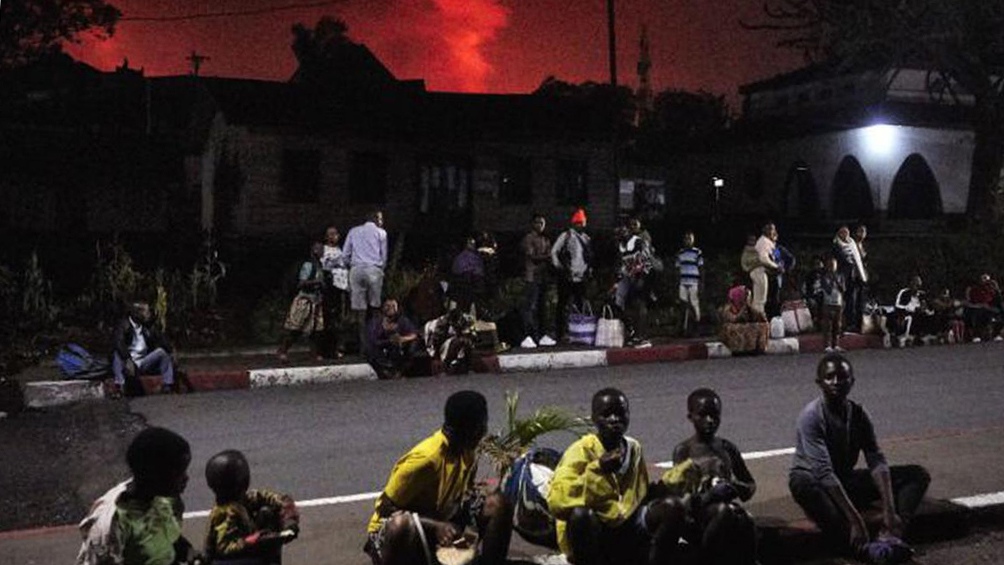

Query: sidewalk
(21, 331), (887, 408)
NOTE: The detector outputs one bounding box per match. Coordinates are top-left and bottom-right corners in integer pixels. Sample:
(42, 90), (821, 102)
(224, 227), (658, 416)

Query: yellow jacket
(546, 434), (649, 555)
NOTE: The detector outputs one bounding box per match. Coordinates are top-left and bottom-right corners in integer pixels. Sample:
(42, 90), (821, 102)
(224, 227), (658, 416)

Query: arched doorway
(830, 155), (874, 220)
(782, 161), (820, 220)
(888, 154), (943, 219)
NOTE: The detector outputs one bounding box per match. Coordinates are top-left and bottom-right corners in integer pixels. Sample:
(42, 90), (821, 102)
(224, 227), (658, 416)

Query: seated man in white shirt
(111, 301), (177, 397)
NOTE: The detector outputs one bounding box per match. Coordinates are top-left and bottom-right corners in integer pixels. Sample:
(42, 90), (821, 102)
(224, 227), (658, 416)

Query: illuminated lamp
(862, 124), (899, 157)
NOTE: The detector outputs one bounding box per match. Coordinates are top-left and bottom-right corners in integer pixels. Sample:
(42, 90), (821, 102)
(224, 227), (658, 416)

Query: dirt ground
(0, 398), (145, 532)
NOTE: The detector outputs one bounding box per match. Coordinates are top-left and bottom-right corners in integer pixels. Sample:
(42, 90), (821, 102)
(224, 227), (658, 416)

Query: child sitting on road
(77, 427), (199, 565)
(204, 450), (300, 565)
(547, 388), (682, 565)
(663, 388), (758, 565)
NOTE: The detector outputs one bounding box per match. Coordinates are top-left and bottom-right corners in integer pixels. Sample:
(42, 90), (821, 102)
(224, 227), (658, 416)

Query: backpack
(502, 447), (562, 548)
(57, 344), (111, 380)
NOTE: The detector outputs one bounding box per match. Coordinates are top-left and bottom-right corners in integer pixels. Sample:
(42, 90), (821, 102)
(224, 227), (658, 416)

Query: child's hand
(707, 480), (739, 503)
(598, 447), (624, 474)
(434, 521), (461, 546)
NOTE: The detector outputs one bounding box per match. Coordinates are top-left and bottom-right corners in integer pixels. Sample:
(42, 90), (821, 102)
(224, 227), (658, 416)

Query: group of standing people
(519, 210), (661, 350)
(277, 210), (389, 364)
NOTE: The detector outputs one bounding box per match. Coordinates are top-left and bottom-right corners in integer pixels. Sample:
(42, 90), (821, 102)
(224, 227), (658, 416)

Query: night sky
(64, 0), (802, 106)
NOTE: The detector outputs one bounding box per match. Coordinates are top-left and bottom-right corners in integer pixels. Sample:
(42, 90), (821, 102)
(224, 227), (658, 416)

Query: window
(556, 159), (588, 205)
(419, 159), (471, 213)
(499, 157), (532, 205)
(280, 149), (320, 203)
(349, 152), (388, 204)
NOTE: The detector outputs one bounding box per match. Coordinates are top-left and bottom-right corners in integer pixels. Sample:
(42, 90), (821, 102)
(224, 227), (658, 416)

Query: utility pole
(186, 51), (210, 76)
(607, 0), (617, 87)
(606, 0), (621, 221)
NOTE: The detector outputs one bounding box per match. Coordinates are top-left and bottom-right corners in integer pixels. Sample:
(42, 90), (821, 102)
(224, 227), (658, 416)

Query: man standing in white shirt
(751, 223), (780, 318)
(343, 210), (388, 354)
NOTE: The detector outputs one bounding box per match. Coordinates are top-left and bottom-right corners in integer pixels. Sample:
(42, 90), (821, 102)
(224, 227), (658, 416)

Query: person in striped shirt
(675, 231), (704, 335)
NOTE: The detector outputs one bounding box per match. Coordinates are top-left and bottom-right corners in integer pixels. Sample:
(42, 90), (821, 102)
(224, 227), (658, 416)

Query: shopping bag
(330, 267), (349, 291)
(594, 305), (625, 348)
(781, 299), (813, 335)
(769, 316), (786, 339)
(567, 302), (597, 345)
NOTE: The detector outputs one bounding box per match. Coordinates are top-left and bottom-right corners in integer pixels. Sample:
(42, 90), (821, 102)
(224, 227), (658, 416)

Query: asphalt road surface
(2, 343), (1003, 564)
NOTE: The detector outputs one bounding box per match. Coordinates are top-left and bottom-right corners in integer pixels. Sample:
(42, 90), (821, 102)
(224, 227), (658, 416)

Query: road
(2, 344), (1003, 564)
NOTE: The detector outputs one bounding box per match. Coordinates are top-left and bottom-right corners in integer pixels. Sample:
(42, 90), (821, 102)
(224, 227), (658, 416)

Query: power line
(121, 0), (346, 23)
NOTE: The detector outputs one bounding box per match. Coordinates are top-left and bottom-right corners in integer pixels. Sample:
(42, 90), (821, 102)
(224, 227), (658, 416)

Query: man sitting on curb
(364, 390), (513, 565)
(789, 353), (930, 563)
(111, 301), (179, 397)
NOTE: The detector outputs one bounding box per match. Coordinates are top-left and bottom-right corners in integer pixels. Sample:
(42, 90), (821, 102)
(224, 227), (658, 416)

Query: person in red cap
(551, 208), (593, 343)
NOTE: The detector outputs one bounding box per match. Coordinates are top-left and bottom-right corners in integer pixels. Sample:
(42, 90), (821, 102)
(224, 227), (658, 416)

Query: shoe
(834, 346), (846, 352)
(972, 337), (981, 343)
(520, 336), (538, 349)
(995, 336), (1003, 342)
(107, 383), (123, 399)
(824, 346), (834, 353)
(538, 335), (557, 347)
(632, 339), (652, 349)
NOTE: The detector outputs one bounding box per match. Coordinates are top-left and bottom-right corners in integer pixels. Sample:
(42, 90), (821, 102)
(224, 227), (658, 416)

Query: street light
(711, 176), (725, 223)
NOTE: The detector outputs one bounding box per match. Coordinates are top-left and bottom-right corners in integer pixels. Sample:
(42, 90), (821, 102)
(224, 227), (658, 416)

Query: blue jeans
(521, 280), (549, 340)
(113, 348), (174, 386)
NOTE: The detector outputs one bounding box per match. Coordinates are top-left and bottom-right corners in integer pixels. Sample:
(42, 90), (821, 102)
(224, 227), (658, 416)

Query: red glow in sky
(64, 0), (801, 107)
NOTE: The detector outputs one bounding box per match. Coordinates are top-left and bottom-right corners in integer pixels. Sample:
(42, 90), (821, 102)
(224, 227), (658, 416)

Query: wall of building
(707, 125), (976, 219)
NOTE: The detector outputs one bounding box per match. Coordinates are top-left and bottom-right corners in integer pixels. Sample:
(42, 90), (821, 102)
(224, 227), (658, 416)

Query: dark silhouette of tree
(0, 0), (121, 69)
(291, 16), (350, 70)
(746, 0), (1004, 225)
(289, 16), (399, 98)
(534, 76), (637, 137)
(635, 89), (731, 159)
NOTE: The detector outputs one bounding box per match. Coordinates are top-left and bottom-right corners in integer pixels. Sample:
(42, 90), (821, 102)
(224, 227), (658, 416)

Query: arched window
(888, 154), (943, 219)
(830, 155), (874, 220)
(782, 161), (820, 219)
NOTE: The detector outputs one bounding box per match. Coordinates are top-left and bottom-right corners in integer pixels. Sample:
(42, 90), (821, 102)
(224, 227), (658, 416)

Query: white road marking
(951, 492), (1004, 509)
(654, 447), (796, 469)
(180, 448), (1004, 520)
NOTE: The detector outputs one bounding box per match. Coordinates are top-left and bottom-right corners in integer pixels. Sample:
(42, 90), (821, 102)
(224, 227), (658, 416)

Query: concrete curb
(249, 364), (377, 388)
(21, 331), (895, 406)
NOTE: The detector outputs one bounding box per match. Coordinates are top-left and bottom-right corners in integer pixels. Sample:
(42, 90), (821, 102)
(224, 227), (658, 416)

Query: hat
(570, 208), (587, 226)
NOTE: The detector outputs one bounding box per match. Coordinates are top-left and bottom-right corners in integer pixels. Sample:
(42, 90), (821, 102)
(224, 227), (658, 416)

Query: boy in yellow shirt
(364, 390), (512, 565)
(547, 388), (683, 565)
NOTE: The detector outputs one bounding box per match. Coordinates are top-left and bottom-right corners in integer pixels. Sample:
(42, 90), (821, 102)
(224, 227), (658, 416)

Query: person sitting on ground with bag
(893, 275), (935, 346)
(551, 208), (592, 344)
(277, 241), (326, 363)
(789, 353), (931, 564)
(364, 390), (513, 565)
(425, 308), (478, 375)
(111, 300), (179, 397)
(964, 273), (1003, 342)
(718, 281), (768, 355)
(204, 450), (300, 564)
(365, 298), (423, 380)
(659, 388), (757, 565)
(547, 388), (684, 565)
(77, 427), (199, 565)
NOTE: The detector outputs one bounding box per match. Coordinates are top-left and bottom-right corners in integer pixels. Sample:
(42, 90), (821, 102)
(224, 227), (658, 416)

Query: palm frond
(478, 390), (590, 479)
